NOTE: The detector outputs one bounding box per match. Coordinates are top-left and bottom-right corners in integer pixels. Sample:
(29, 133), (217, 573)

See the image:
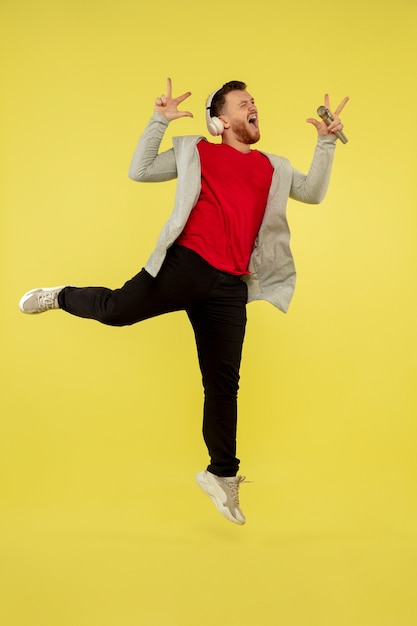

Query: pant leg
(58, 245), (218, 326)
(187, 273), (248, 477)
(58, 243), (248, 475)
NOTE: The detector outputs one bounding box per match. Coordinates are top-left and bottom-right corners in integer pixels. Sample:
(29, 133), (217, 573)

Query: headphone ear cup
(205, 88), (224, 136)
(207, 115), (224, 136)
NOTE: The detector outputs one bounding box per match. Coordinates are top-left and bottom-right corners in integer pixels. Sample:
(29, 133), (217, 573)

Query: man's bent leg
(58, 270), (157, 326)
(58, 246), (213, 326)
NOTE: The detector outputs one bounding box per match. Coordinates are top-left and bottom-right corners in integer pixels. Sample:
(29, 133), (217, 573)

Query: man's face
(220, 89), (260, 145)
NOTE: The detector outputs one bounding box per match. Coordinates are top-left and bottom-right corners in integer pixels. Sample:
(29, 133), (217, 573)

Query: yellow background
(1, 0), (417, 624)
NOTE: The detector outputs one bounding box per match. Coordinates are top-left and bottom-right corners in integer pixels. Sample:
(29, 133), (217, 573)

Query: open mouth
(248, 114), (258, 127)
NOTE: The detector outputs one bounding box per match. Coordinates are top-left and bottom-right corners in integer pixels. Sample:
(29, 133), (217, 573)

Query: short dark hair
(210, 81), (246, 117)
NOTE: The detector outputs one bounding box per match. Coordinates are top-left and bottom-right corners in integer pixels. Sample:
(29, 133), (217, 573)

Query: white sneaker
(19, 287), (64, 314)
(196, 470), (247, 525)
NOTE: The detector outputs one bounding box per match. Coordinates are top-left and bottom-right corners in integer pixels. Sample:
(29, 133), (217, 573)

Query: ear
(219, 114), (231, 130)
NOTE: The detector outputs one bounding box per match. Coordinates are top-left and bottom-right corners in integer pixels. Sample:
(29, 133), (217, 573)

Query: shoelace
(38, 291), (58, 311)
(224, 475), (247, 506)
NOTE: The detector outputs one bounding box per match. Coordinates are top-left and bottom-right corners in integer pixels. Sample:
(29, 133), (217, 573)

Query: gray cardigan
(128, 112), (337, 313)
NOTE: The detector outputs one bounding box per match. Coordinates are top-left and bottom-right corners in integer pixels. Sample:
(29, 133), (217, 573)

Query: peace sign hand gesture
(154, 78), (193, 121)
(307, 93), (349, 137)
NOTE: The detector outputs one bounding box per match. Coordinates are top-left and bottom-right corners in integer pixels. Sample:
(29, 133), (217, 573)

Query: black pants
(58, 245), (247, 476)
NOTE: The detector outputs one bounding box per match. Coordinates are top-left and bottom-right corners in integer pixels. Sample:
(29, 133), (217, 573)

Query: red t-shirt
(176, 140), (273, 275)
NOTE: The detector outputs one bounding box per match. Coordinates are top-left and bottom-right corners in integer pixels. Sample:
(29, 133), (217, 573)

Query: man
(19, 78), (348, 525)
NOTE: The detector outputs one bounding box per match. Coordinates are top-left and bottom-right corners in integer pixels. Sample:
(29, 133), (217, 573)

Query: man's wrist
(152, 111), (170, 125)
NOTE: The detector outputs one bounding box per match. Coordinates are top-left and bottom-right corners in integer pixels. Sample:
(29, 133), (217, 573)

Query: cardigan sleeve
(289, 134), (337, 204)
(128, 112), (178, 183)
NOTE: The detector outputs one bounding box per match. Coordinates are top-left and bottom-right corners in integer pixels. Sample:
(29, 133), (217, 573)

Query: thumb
(306, 118), (320, 128)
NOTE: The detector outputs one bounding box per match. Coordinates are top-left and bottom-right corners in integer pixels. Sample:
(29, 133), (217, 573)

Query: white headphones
(205, 89), (224, 136)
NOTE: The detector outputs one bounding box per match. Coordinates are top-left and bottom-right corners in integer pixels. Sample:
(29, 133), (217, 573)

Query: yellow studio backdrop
(1, 0), (416, 624)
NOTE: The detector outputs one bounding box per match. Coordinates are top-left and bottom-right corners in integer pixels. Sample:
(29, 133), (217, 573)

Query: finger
(334, 96), (350, 116)
(155, 96), (167, 107)
(324, 93), (330, 111)
(175, 91), (192, 105)
(328, 119), (343, 131)
(166, 77), (172, 99)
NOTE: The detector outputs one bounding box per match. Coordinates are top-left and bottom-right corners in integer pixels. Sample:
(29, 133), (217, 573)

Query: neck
(221, 135), (252, 154)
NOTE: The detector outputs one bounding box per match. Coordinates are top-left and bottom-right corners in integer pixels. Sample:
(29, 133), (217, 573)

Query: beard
(231, 119), (260, 145)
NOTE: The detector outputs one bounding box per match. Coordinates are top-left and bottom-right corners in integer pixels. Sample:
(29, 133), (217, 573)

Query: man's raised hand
(154, 78), (193, 121)
(307, 94), (349, 137)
